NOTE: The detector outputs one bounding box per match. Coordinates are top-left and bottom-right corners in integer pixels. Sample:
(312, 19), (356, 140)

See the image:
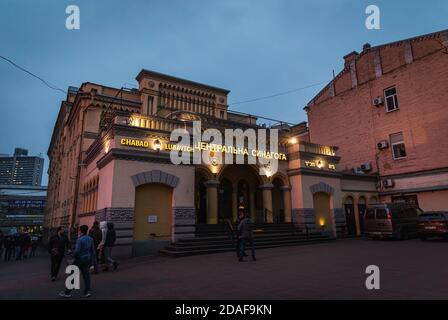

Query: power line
(0, 55), (67, 94)
(229, 80), (330, 106)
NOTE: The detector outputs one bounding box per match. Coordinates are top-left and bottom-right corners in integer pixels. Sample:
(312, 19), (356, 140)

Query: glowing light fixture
(318, 218), (325, 231)
(289, 137), (298, 144)
(153, 139), (162, 151)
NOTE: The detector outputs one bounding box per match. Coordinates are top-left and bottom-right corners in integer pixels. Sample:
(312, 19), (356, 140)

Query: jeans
(51, 254), (64, 278)
(65, 260), (91, 295)
(239, 238), (255, 259)
(4, 247), (14, 261)
(15, 246), (22, 260)
(103, 247), (115, 269)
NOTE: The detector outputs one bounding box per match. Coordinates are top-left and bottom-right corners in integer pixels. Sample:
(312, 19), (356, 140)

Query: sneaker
(51, 277), (56, 282)
(238, 257), (243, 262)
(83, 292), (92, 298)
(113, 262), (118, 271)
(59, 292), (72, 298)
(252, 257), (257, 261)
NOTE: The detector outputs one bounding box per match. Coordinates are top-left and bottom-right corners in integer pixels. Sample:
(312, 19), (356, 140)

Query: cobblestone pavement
(1, 238), (447, 300)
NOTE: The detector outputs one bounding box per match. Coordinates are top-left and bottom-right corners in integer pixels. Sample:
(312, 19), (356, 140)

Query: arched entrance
(218, 165), (264, 223)
(313, 192), (331, 232)
(272, 178), (285, 223)
(237, 180), (251, 213)
(134, 183), (173, 241)
(218, 178), (233, 222)
(195, 168), (213, 224)
(195, 177), (207, 224)
(343, 196), (357, 236)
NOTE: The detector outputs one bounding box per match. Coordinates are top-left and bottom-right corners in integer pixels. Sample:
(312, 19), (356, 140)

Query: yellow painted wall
(134, 183), (172, 241)
(313, 192), (332, 232)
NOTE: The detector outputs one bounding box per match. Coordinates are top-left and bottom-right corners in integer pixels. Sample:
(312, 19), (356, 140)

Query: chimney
(363, 43), (371, 51)
(343, 51), (359, 67)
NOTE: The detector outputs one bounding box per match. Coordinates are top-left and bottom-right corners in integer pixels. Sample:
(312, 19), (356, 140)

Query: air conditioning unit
(360, 163), (372, 172)
(377, 140), (389, 150)
(351, 167), (365, 175)
(382, 179), (394, 188)
(373, 97), (384, 106)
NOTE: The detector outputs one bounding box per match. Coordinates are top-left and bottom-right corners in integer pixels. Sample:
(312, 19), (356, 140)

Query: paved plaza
(1, 238), (447, 300)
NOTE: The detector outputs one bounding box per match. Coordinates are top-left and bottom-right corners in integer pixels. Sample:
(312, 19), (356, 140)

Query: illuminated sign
(120, 138), (149, 148)
(166, 141), (287, 161)
(305, 160), (336, 170)
(119, 138), (288, 161)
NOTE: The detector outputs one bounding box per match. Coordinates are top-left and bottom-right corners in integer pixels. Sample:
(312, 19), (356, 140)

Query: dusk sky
(1, 0), (447, 185)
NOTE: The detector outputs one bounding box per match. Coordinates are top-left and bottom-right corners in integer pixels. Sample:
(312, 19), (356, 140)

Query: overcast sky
(1, 0), (447, 185)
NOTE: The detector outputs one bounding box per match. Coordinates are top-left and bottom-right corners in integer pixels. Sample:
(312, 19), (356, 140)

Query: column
(259, 183), (273, 223)
(232, 189), (238, 222)
(205, 180), (219, 224)
(281, 186), (292, 223)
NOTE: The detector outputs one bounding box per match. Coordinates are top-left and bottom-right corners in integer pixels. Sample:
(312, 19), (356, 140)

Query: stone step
(160, 237), (333, 257)
(178, 232), (324, 244)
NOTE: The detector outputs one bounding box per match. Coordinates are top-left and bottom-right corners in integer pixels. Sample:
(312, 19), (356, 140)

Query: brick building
(46, 69), (382, 256)
(305, 29), (448, 212)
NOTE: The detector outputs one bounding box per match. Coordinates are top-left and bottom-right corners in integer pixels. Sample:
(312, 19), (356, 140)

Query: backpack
(105, 229), (116, 247)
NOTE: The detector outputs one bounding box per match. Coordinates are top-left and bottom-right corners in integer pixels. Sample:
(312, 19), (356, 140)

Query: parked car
(363, 203), (423, 240)
(418, 211), (448, 241)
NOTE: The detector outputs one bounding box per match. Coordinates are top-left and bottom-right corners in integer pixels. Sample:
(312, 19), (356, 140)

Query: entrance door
(134, 183), (172, 241)
(218, 179), (233, 222)
(196, 178), (207, 224)
(313, 192), (331, 232)
(344, 204), (357, 236)
(357, 197), (367, 234)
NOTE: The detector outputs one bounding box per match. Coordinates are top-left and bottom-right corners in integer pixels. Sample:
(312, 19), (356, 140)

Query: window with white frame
(384, 87), (399, 112)
(390, 132), (407, 159)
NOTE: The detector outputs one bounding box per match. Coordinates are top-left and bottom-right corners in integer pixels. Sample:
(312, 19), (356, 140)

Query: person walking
(48, 227), (70, 281)
(22, 232), (31, 259)
(237, 213), (256, 262)
(235, 210), (248, 258)
(15, 232), (23, 261)
(4, 235), (14, 262)
(99, 222), (118, 271)
(88, 221), (102, 274)
(59, 225), (96, 298)
(0, 230), (4, 261)
(30, 235), (38, 257)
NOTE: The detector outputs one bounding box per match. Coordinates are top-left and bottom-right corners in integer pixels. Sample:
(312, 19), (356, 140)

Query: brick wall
(307, 32), (448, 177)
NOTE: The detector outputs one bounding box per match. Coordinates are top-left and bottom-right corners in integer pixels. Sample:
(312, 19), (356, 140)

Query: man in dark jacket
(4, 235), (14, 261)
(238, 214), (256, 262)
(99, 222), (118, 271)
(59, 225), (96, 298)
(88, 221), (102, 273)
(0, 230), (4, 260)
(236, 210), (248, 258)
(48, 226), (70, 281)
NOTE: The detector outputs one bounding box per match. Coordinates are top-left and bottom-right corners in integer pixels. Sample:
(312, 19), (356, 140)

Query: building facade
(306, 29), (448, 215)
(0, 148), (44, 186)
(0, 185), (46, 234)
(46, 69), (380, 256)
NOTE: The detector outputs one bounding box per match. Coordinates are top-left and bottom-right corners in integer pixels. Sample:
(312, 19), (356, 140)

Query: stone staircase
(160, 223), (334, 257)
